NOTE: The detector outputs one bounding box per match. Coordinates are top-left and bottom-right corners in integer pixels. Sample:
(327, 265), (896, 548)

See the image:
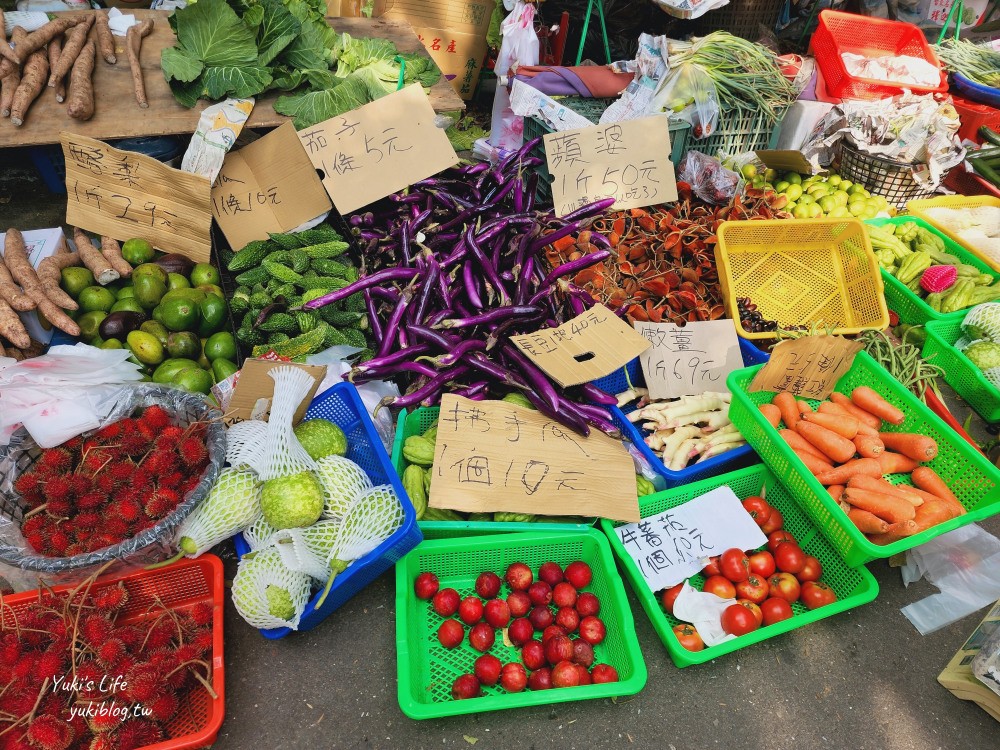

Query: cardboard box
(413, 26), (488, 101)
(938, 598), (1000, 723)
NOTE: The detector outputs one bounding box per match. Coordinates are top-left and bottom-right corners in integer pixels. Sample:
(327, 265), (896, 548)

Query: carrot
(818, 401), (878, 435)
(797, 400), (812, 414)
(759, 403), (781, 427)
(813, 458), (883, 485)
(66, 41), (95, 121)
(801, 410), (859, 439)
(9, 45), (48, 127)
(795, 421), (857, 464)
(47, 14), (92, 89)
(773, 392), (799, 429)
(828, 484), (845, 503)
(910, 467), (963, 514)
(868, 520), (919, 545)
(877, 432), (938, 462)
(847, 475), (922, 506)
(0, 297), (30, 348)
(0, 257), (34, 311)
(73, 228), (118, 285)
(794, 449), (834, 476)
(829, 392), (882, 430)
(779, 429), (828, 461)
(99, 237), (131, 278)
(853, 434), (884, 459)
(851, 386), (905, 426)
(910, 495), (959, 534)
(876, 451), (919, 475)
(847, 508), (890, 535)
(95, 11), (116, 65)
(842, 486), (916, 523)
(47, 33), (65, 103)
(126, 19), (154, 108)
(36, 248), (81, 311)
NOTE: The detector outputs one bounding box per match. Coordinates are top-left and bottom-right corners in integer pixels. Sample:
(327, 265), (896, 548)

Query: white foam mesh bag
(243, 516), (281, 551)
(327, 484), (406, 574)
(316, 455), (372, 520)
(274, 520), (341, 580)
(962, 303), (1000, 343)
(226, 420), (269, 474)
(258, 366), (318, 482)
(232, 546), (312, 630)
(983, 367), (1000, 389)
(177, 468), (262, 556)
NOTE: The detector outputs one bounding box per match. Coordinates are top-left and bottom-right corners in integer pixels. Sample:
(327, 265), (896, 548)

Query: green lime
(198, 295), (227, 337)
(167, 273), (191, 291)
(204, 331), (237, 362)
(166, 331), (202, 360)
(133, 274), (167, 310)
(140, 320), (170, 347)
(828, 206), (852, 218)
(162, 288), (206, 305)
(792, 204), (811, 219)
(196, 284), (225, 299)
(158, 297), (201, 332)
(127, 330), (165, 366)
(110, 298), (145, 315)
(848, 201), (868, 217)
(116, 286), (136, 300)
(190, 263), (221, 287)
(212, 358), (239, 382)
(783, 184), (802, 202)
(797, 193), (814, 206)
(171, 367), (213, 394)
(819, 196), (838, 214)
(785, 172), (802, 184)
(121, 238), (155, 266)
(132, 263), (168, 285)
(61, 267), (94, 299)
(78, 287), (116, 313)
(153, 358), (201, 384)
(774, 180), (790, 193)
(100, 338), (124, 350)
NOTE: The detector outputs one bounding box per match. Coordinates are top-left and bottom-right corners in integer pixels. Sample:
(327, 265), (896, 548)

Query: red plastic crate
(944, 166), (1000, 198)
(810, 10), (947, 100)
(954, 96), (1000, 144)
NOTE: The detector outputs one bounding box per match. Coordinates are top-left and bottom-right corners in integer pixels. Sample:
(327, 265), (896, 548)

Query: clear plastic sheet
(650, 63), (719, 139)
(0, 384), (225, 590)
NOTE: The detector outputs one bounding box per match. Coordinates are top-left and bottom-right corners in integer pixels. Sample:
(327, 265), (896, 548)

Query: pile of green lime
(61, 238), (239, 394)
(739, 166), (894, 220)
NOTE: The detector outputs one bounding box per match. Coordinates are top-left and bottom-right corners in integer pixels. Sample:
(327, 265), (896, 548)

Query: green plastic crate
(866, 216), (1000, 325)
(728, 351), (1000, 566)
(924, 316), (1000, 423)
(394, 529), (647, 719)
(599, 464), (879, 667)
(391, 407), (593, 538)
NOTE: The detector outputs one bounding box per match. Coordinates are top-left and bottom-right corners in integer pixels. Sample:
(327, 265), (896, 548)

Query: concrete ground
(3, 150), (1000, 750)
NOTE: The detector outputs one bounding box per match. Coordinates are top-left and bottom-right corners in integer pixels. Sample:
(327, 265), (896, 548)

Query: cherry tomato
(672, 623), (704, 651)
(767, 530), (796, 553)
(748, 550), (776, 578)
(774, 542), (806, 575)
(661, 583), (683, 615)
(720, 548), (750, 583)
(768, 572), (801, 603)
(759, 507), (785, 535)
(760, 597), (794, 626)
(735, 574), (769, 604)
(797, 555), (823, 582)
(741, 496), (771, 526)
(701, 556), (721, 577)
(800, 581), (837, 610)
(721, 603), (759, 636)
(702, 575), (736, 600)
(737, 598), (763, 626)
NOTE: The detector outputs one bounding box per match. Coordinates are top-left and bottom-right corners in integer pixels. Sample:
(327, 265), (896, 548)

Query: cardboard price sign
(543, 114), (678, 218)
(224, 359), (327, 425)
(298, 84), (459, 214)
(614, 485), (767, 591)
(61, 132), (212, 262)
(428, 395), (640, 522)
(510, 305), (649, 387)
(635, 320), (743, 400)
(212, 122), (332, 250)
(749, 335), (863, 399)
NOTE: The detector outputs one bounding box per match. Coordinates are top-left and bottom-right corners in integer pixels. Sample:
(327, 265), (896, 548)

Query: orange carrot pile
(758, 386), (965, 545)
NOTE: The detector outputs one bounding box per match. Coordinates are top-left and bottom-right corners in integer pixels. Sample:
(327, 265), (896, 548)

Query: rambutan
(41, 475), (72, 503)
(74, 511), (101, 530)
(140, 450), (175, 476)
(123, 664), (162, 703)
(96, 473), (118, 494)
(93, 583), (129, 612)
(81, 614), (113, 646)
(25, 715), (74, 750)
(13, 655), (36, 679)
(67, 474), (92, 496)
(114, 720), (163, 750)
(145, 620), (176, 651)
(177, 437), (208, 467)
(62, 436), (83, 451)
(47, 529), (72, 554)
(87, 534), (120, 552)
(96, 638), (126, 668)
(21, 514), (45, 536)
(158, 471), (184, 490)
(109, 462), (135, 484)
(113, 497), (143, 524)
(85, 704), (125, 735)
(78, 448), (114, 475)
(36, 448), (73, 475)
(45, 496), (73, 517)
(103, 516), (130, 539)
(77, 490), (108, 510)
(32, 648), (65, 682)
(13, 470), (42, 497)
(140, 405), (172, 431)
(0, 633), (20, 663)
(145, 691), (179, 722)
(94, 421), (123, 443)
(153, 427), (185, 452)
(24, 531), (47, 553)
(188, 601), (214, 627)
(115, 626), (144, 650)
(2, 686), (37, 716)
(189, 628), (214, 656)
(120, 430), (151, 457)
(179, 476), (201, 498)
(144, 489), (179, 520)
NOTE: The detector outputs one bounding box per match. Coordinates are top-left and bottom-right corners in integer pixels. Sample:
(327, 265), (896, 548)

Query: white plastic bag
(488, 1), (539, 151)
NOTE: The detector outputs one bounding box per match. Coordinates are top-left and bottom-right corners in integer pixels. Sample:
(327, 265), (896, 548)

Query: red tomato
(767, 530), (796, 553)
(735, 574), (768, 604)
(741, 496), (771, 526)
(672, 623), (704, 652)
(720, 548), (750, 583)
(701, 556), (721, 577)
(768, 572), (801, 603)
(748, 550), (776, 578)
(759, 506), (785, 535)
(702, 575), (736, 600)
(760, 597), (794, 626)
(661, 583), (683, 615)
(797, 555), (823, 582)
(774, 542), (806, 575)
(800, 581), (837, 610)
(737, 598), (763, 626)
(721, 603), (759, 636)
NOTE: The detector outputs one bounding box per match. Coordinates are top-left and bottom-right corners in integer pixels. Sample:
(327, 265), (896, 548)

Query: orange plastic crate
(953, 96), (1000, 145)
(1, 557), (225, 750)
(811, 10), (947, 100)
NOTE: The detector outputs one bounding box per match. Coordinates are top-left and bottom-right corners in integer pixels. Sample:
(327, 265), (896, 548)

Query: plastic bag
(679, 151), (741, 205)
(0, 383), (225, 590)
(650, 62), (719, 140)
(488, 0), (539, 151)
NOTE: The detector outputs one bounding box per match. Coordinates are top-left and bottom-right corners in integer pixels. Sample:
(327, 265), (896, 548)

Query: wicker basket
(837, 142), (940, 210)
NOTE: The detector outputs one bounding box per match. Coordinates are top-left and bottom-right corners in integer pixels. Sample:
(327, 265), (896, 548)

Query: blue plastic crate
(951, 72), (1000, 109)
(592, 338), (769, 488)
(233, 381), (422, 639)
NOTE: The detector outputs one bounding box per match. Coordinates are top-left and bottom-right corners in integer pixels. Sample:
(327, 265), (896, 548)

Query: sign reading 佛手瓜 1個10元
(542, 114), (679, 218)
(60, 132), (213, 262)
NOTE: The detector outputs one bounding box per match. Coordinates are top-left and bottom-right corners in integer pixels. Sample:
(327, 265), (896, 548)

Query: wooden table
(0, 11), (465, 149)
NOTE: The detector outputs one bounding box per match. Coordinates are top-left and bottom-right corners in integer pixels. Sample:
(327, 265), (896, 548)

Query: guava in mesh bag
(316, 455), (372, 519)
(232, 546), (312, 630)
(274, 520), (341, 580)
(961, 303), (1000, 343)
(226, 420), (268, 473)
(243, 515), (281, 551)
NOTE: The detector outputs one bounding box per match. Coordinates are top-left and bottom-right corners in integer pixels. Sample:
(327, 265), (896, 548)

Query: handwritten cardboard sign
(428, 395), (640, 522)
(635, 320), (743, 400)
(749, 335), (862, 399)
(212, 122), (332, 250)
(510, 305), (649, 387)
(614, 485), (767, 591)
(543, 114), (678, 218)
(224, 359), (327, 425)
(61, 132), (213, 262)
(297, 84), (459, 214)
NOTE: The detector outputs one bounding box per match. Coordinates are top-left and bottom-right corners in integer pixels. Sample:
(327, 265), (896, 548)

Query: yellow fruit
(797, 193), (815, 206)
(792, 204), (811, 219)
(774, 180), (790, 193)
(808, 203), (823, 218)
(785, 172), (802, 185)
(819, 196), (838, 213)
(741, 164), (758, 179)
(849, 201), (867, 217)
(827, 175), (842, 187)
(784, 184), (803, 201)
(833, 190), (850, 207)
(828, 206), (852, 218)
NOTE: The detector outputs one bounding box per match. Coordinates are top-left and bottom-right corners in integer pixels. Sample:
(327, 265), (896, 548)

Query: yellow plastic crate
(907, 196), (1000, 273)
(714, 218), (889, 340)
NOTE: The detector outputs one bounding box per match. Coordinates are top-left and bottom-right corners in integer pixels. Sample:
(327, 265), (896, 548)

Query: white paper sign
(634, 320), (743, 400)
(615, 485), (767, 591)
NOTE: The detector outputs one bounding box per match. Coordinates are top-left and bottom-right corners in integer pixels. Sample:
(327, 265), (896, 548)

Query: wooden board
(0, 11), (465, 149)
